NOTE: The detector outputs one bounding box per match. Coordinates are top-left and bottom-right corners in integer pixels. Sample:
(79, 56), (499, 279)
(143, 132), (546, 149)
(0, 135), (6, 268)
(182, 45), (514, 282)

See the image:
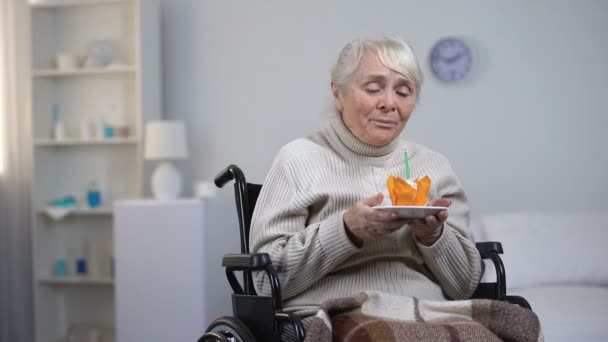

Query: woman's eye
(396, 87), (411, 97)
(364, 81), (382, 94)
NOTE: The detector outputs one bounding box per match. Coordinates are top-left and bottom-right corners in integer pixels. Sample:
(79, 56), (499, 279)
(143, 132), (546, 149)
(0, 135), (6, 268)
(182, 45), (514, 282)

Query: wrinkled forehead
(354, 51), (412, 84)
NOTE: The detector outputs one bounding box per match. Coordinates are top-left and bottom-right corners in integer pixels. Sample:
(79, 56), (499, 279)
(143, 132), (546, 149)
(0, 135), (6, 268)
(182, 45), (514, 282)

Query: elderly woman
(249, 35), (482, 331)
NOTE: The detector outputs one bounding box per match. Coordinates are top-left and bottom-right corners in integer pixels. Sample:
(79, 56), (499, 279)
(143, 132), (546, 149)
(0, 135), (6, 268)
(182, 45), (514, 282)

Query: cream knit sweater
(250, 115), (482, 313)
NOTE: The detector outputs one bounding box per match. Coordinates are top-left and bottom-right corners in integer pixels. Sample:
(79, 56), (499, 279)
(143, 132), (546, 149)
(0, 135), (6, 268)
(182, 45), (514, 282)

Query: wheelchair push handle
(214, 164), (246, 188)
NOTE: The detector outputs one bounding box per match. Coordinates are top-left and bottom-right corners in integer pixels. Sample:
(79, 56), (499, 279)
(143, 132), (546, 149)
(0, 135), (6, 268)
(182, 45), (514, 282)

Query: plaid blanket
(303, 291), (542, 342)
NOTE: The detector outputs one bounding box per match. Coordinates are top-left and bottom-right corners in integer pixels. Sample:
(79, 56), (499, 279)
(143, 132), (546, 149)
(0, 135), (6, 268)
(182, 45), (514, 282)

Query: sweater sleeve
(249, 152), (361, 300)
(414, 161), (483, 300)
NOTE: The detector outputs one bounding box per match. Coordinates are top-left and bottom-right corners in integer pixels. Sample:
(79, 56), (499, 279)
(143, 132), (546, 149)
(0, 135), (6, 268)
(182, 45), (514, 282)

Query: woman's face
(333, 52), (417, 146)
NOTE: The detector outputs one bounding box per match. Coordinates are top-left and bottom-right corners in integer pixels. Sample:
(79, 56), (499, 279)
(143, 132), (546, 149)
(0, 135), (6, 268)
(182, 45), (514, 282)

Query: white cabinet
(113, 199), (239, 342)
(28, 0), (161, 341)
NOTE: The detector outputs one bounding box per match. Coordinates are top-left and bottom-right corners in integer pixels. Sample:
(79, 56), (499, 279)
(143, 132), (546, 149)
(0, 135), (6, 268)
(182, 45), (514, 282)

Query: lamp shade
(144, 120), (188, 160)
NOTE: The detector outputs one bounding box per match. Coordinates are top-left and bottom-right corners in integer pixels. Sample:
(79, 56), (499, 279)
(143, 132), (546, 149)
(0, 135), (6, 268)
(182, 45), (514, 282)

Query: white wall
(162, 0), (608, 216)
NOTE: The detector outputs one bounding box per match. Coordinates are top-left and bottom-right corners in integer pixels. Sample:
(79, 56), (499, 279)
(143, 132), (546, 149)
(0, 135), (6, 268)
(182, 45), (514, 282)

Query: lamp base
(151, 161), (182, 200)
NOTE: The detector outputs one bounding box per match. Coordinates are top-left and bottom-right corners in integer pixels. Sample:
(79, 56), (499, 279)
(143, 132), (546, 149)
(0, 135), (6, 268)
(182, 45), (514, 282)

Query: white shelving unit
(39, 206), (113, 216)
(34, 137), (138, 146)
(28, 1), (161, 341)
(30, 0), (131, 9)
(32, 65), (136, 77)
(39, 277), (115, 286)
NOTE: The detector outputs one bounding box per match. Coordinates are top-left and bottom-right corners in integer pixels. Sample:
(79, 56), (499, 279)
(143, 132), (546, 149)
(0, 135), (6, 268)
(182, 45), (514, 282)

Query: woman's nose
(378, 93), (396, 112)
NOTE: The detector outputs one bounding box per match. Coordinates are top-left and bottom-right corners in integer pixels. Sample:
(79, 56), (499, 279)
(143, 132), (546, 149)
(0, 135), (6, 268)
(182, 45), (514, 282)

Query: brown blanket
(303, 291), (542, 342)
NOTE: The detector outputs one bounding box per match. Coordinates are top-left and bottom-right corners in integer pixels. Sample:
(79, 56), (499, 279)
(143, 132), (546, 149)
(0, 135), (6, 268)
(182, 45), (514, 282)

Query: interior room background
(163, 0), (607, 216)
(1, 0), (607, 341)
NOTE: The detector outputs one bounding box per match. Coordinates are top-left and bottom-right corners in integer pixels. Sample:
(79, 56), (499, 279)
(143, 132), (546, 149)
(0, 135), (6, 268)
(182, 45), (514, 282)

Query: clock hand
(432, 50), (448, 62)
(446, 52), (463, 64)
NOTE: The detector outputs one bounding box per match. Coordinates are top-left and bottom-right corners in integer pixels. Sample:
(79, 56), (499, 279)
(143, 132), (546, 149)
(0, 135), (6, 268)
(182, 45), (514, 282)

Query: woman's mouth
(372, 119), (398, 128)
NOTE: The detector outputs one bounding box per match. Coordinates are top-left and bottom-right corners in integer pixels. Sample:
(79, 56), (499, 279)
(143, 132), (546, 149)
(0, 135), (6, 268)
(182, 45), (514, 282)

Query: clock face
(429, 38), (473, 82)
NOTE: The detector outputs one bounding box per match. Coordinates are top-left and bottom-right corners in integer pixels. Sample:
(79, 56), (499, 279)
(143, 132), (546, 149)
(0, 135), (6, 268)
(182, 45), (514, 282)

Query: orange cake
(387, 175), (431, 206)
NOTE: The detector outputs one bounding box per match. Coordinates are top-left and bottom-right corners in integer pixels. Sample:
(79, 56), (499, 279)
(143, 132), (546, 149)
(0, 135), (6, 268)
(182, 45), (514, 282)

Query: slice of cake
(387, 175), (431, 206)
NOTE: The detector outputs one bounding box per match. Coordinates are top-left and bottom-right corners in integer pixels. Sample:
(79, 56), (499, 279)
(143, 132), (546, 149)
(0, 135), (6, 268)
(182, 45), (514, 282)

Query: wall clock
(429, 37), (473, 83)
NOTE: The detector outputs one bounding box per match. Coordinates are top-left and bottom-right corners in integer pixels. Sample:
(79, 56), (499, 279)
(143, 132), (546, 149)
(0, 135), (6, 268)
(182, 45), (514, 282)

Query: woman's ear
(331, 82), (344, 112)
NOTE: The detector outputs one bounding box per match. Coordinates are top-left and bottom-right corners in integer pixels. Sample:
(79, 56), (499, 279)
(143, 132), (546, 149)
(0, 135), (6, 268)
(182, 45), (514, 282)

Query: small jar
(114, 124), (129, 137)
(103, 125), (115, 139)
(113, 115), (130, 138)
(53, 259), (68, 277)
(87, 182), (101, 208)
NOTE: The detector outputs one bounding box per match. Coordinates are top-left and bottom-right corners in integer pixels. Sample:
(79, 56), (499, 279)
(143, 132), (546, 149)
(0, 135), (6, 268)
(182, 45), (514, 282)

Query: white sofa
(472, 211), (608, 342)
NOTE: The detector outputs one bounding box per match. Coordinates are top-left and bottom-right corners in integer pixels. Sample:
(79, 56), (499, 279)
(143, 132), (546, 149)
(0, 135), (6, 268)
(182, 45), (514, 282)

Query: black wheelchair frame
(198, 164), (530, 342)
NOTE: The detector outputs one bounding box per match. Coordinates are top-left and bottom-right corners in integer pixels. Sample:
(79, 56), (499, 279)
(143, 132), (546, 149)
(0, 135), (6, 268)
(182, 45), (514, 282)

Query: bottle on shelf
(114, 117), (129, 138)
(53, 236), (68, 278)
(80, 118), (92, 141)
(95, 117), (106, 140)
(104, 123), (115, 139)
(51, 103), (65, 141)
(53, 258), (68, 278)
(75, 239), (90, 277)
(110, 104), (129, 138)
(87, 181), (102, 208)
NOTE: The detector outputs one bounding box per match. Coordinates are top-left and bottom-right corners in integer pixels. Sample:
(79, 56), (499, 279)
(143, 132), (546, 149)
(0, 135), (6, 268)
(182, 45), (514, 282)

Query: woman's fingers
(411, 217), (426, 226)
(367, 209), (399, 222)
(428, 198), (452, 207)
(369, 219), (409, 234)
(349, 195), (453, 242)
(426, 209), (448, 226)
(362, 193), (384, 206)
(437, 210), (448, 222)
(425, 215), (437, 226)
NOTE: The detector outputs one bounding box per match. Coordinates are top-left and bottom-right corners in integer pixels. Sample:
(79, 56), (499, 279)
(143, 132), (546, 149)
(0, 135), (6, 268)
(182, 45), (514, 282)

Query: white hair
(330, 34), (423, 96)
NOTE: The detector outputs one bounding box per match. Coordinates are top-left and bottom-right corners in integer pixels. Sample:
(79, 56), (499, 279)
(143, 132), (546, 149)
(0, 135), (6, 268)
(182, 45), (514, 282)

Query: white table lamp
(145, 120), (188, 200)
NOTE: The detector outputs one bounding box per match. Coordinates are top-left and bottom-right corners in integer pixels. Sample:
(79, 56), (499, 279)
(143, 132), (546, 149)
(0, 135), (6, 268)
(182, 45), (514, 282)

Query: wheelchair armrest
(475, 241), (503, 256)
(222, 253), (272, 270)
(473, 241), (506, 299)
(223, 253), (284, 312)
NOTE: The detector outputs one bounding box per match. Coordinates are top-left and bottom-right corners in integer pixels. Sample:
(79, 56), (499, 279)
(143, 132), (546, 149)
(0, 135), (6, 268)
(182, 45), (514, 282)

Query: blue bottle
(87, 181), (101, 208)
(76, 258), (87, 275)
(104, 124), (115, 138)
(54, 259), (68, 277)
(75, 240), (89, 276)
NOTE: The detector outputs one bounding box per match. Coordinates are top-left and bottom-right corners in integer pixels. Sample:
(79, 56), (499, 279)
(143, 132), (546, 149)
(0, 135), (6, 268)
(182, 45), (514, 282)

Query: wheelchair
(198, 164), (531, 342)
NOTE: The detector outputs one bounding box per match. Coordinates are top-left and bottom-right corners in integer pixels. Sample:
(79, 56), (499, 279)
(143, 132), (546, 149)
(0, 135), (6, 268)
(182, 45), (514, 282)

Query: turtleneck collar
(325, 110), (400, 158)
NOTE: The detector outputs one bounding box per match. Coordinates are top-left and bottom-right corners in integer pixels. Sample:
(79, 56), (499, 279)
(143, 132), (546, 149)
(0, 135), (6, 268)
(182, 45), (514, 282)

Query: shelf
(32, 65), (135, 78)
(70, 207), (113, 215)
(30, 0), (130, 9)
(39, 277), (114, 286)
(40, 206), (113, 218)
(34, 137), (137, 146)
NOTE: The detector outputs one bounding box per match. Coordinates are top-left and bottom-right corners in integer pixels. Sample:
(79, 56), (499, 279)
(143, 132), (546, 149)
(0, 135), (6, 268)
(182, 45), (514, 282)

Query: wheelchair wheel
(199, 316), (256, 342)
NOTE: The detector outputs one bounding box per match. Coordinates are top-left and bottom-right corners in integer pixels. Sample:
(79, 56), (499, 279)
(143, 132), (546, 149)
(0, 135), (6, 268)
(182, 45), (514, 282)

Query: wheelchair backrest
(234, 182), (262, 253)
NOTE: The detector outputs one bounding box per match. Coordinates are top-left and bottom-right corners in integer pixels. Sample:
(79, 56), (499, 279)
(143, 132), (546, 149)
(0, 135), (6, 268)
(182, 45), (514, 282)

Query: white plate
(373, 205), (448, 219)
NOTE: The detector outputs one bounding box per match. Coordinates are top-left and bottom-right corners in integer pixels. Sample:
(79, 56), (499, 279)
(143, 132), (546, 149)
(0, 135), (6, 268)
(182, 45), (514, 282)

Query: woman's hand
(410, 198), (452, 246)
(343, 193), (411, 246)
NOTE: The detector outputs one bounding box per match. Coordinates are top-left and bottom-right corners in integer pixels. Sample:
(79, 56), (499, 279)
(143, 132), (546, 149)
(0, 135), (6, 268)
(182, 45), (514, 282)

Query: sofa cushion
(480, 211), (607, 289)
(511, 286), (608, 342)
